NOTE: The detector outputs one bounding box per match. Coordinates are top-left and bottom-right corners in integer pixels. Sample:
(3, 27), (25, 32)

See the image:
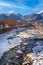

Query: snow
(0, 29), (22, 58)
(33, 41), (43, 53)
(17, 30), (40, 38)
(27, 52), (43, 65)
(0, 27), (26, 58)
(16, 50), (23, 54)
(32, 40), (43, 65)
(33, 46), (43, 53)
(37, 10), (43, 14)
(7, 11), (18, 16)
(0, 27), (43, 65)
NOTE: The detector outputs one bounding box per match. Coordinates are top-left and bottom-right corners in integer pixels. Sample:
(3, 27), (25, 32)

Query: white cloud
(0, 2), (31, 10)
(0, 2), (11, 7)
(14, 5), (31, 10)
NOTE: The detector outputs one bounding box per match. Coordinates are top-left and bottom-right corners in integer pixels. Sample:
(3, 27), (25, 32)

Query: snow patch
(37, 10), (43, 14)
(7, 11), (18, 16)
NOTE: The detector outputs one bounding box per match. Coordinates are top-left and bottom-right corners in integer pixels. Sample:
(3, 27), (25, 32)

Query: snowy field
(0, 27), (43, 65)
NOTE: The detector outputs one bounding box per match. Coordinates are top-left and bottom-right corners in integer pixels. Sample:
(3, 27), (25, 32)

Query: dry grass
(38, 27), (43, 34)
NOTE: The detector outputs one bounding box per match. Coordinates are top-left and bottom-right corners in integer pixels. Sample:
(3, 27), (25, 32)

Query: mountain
(7, 11), (23, 21)
(37, 10), (43, 14)
(37, 10), (43, 16)
(24, 12), (43, 22)
(0, 10), (43, 22)
(0, 11), (23, 21)
(23, 14), (38, 21)
(0, 14), (7, 20)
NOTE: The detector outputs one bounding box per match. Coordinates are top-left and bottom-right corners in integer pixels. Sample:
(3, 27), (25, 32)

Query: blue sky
(0, 0), (43, 15)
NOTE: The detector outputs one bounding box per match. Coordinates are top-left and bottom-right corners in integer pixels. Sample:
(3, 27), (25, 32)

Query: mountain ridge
(0, 10), (43, 22)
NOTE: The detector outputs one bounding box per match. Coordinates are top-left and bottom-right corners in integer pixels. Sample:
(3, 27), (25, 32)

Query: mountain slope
(24, 13), (43, 22)
(0, 14), (8, 20)
(8, 13), (23, 21)
(0, 11), (43, 22)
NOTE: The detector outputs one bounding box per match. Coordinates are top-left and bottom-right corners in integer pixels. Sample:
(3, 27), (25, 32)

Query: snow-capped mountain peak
(38, 10), (43, 14)
(7, 11), (18, 16)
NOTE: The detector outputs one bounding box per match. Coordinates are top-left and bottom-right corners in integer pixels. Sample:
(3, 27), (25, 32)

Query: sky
(0, 0), (43, 15)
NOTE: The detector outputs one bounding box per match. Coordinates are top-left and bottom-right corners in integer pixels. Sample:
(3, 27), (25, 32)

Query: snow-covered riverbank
(0, 27), (43, 65)
(0, 28), (25, 58)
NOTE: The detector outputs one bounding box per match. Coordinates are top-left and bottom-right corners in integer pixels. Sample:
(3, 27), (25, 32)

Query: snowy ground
(0, 28), (25, 58)
(0, 27), (43, 65)
(27, 52), (43, 65)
